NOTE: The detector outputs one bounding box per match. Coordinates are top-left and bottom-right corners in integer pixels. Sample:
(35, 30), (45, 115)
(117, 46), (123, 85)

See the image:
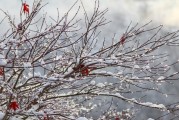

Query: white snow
(144, 77), (151, 80)
(64, 67), (73, 76)
(23, 62), (32, 67)
(0, 111), (5, 120)
(105, 59), (114, 64)
(56, 55), (62, 60)
(9, 116), (23, 120)
(34, 72), (42, 77)
(132, 76), (139, 79)
(40, 59), (45, 65)
(99, 92), (166, 110)
(117, 71), (123, 75)
(140, 102), (166, 109)
(27, 104), (39, 112)
(9, 38), (16, 42)
(43, 82), (51, 87)
(157, 76), (165, 80)
(134, 65), (140, 69)
(76, 117), (88, 120)
(111, 54), (117, 59)
(90, 80), (96, 85)
(76, 58), (80, 65)
(0, 54), (7, 66)
(115, 93), (123, 98)
(176, 105), (179, 108)
(147, 118), (154, 120)
(27, 72), (33, 78)
(80, 107), (90, 112)
(96, 83), (105, 87)
(48, 76), (58, 81)
(0, 42), (6, 48)
(143, 65), (150, 69)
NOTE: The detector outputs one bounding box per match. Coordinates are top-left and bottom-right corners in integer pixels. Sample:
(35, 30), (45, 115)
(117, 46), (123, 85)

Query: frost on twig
(1, 0), (179, 119)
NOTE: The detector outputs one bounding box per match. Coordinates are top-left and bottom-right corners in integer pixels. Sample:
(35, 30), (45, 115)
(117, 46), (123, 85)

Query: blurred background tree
(1, 0), (179, 120)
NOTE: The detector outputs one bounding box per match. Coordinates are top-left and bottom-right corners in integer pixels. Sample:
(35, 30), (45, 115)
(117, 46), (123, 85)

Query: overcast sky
(0, 1), (179, 119)
(0, 0), (179, 27)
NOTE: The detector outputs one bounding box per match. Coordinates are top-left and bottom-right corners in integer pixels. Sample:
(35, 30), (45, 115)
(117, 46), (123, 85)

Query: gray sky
(0, 0), (179, 27)
(1, 1), (179, 119)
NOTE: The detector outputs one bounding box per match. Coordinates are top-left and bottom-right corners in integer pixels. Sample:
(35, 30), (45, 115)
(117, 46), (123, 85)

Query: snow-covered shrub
(1, 0), (179, 119)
